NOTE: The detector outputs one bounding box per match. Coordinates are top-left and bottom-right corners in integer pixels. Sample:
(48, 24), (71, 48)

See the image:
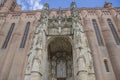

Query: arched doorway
(47, 37), (73, 80)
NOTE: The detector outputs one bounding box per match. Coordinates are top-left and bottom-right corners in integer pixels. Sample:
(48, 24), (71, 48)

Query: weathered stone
(0, 1), (119, 80)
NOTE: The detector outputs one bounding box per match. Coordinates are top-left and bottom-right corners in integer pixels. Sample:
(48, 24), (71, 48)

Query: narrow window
(104, 60), (110, 72)
(20, 22), (30, 48)
(2, 23), (15, 49)
(107, 18), (120, 45)
(92, 19), (104, 46)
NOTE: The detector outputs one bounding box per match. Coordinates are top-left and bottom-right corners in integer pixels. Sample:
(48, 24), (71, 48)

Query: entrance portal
(48, 37), (73, 80)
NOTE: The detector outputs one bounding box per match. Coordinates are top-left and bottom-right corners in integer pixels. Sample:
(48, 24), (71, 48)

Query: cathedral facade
(0, 0), (120, 80)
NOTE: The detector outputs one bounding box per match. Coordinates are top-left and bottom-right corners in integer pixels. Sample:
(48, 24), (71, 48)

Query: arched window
(107, 18), (120, 45)
(20, 22), (30, 48)
(92, 19), (104, 46)
(104, 59), (110, 72)
(2, 23), (15, 49)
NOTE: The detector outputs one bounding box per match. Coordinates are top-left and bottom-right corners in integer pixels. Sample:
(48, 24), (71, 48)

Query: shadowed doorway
(48, 37), (73, 80)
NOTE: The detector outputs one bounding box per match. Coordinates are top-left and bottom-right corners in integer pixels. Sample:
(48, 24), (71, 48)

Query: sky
(17, 0), (120, 10)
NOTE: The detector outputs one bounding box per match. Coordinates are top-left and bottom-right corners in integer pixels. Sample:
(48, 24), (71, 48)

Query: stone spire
(40, 3), (49, 18)
(71, 1), (77, 9)
(70, 1), (79, 17)
(43, 3), (49, 10)
(40, 3), (50, 25)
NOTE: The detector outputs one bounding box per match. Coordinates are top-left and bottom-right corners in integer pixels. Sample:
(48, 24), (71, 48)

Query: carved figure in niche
(32, 55), (41, 72)
(26, 50), (40, 72)
(67, 59), (72, 78)
(25, 51), (35, 73)
(86, 49), (94, 73)
(51, 56), (56, 79)
(56, 59), (66, 78)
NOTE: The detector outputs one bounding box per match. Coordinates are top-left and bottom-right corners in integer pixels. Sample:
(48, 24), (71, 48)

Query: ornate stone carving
(50, 52), (73, 80)
(48, 13), (72, 35)
(24, 2), (95, 80)
(71, 2), (96, 80)
(39, 3), (49, 26)
(24, 3), (49, 80)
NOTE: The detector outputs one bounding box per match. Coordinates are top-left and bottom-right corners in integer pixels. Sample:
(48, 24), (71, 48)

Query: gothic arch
(47, 36), (74, 80)
(46, 36), (73, 48)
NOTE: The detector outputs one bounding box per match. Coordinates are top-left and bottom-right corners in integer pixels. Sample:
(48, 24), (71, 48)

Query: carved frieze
(47, 7), (73, 35)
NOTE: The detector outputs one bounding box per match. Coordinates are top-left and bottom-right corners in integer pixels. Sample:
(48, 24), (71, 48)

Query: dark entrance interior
(57, 78), (66, 80)
(48, 37), (73, 80)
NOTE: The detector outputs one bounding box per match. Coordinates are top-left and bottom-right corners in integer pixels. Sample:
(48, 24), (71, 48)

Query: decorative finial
(70, 1), (79, 18)
(40, 3), (49, 22)
(71, 1), (77, 9)
(43, 3), (49, 10)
